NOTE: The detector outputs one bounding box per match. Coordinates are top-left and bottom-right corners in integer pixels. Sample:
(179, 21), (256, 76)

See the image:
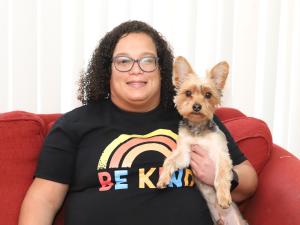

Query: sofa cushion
(0, 111), (46, 224)
(221, 117), (273, 174)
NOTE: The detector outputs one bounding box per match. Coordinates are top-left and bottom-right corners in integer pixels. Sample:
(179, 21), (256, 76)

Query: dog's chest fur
(178, 119), (228, 164)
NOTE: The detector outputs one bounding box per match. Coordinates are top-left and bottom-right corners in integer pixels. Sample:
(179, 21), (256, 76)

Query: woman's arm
(231, 160), (258, 202)
(18, 178), (68, 225)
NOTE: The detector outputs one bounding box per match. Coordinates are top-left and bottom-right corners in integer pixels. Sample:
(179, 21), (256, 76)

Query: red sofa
(0, 108), (299, 225)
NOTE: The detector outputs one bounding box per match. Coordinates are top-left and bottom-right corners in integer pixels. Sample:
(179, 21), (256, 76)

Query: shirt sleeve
(213, 115), (247, 165)
(35, 115), (77, 184)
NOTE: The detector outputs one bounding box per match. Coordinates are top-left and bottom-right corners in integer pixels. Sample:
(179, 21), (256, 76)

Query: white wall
(0, 0), (299, 158)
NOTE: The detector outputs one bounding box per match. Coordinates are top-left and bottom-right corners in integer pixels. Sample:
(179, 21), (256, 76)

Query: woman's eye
(116, 57), (131, 65)
(141, 57), (155, 65)
(185, 90), (192, 97)
(205, 92), (212, 99)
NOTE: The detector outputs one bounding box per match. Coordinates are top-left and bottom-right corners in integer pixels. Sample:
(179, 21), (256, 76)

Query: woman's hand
(190, 144), (258, 202)
(190, 144), (215, 186)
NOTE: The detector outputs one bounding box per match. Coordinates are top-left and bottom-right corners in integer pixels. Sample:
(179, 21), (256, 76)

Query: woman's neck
(110, 97), (160, 113)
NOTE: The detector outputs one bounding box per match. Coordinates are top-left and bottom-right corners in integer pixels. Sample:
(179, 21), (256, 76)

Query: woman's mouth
(127, 81), (147, 88)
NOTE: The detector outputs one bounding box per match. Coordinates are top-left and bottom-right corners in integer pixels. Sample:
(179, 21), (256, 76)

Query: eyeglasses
(112, 56), (159, 72)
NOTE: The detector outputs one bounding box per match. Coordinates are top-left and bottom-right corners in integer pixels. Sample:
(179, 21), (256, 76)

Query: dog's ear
(209, 61), (229, 90)
(173, 56), (195, 89)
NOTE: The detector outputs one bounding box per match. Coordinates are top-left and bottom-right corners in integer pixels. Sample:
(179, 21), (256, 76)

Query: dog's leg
(222, 203), (249, 225)
(200, 181), (247, 225)
(157, 139), (190, 188)
(197, 181), (223, 224)
(214, 150), (233, 209)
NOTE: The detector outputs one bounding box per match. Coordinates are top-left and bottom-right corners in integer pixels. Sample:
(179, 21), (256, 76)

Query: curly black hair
(78, 20), (175, 111)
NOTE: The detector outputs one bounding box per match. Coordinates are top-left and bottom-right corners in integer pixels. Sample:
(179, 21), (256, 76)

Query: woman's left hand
(190, 144), (215, 186)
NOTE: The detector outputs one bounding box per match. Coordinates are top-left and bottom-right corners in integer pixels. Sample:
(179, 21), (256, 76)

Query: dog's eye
(205, 92), (212, 99)
(185, 90), (192, 97)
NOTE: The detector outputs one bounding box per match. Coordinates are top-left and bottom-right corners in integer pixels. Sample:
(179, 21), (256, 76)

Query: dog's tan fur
(157, 56), (247, 225)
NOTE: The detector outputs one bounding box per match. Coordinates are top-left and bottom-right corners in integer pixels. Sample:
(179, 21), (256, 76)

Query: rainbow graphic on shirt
(96, 129), (195, 191)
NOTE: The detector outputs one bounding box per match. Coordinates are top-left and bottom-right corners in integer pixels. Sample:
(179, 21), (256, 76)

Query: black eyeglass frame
(112, 56), (159, 73)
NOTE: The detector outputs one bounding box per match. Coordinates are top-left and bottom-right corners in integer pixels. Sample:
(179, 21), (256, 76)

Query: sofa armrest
(243, 145), (300, 225)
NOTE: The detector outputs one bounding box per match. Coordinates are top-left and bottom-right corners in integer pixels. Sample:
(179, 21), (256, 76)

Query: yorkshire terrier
(157, 56), (248, 225)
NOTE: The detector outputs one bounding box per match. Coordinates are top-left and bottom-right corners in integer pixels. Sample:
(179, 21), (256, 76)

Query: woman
(19, 20), (257, 225)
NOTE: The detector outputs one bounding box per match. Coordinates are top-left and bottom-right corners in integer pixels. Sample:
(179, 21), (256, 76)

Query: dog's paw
(156, 180), (167, 189)
(215, 219), (225, 225)
(218, 199), (231, 209)
(217, 192), (232, 209)
(156, 174), (171, 189)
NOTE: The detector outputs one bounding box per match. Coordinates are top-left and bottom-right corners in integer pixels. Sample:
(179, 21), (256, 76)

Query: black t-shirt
(36, 99), (246, 225)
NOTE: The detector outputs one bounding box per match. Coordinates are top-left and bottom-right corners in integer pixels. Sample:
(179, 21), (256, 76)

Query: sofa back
(0, 108), (273, 225)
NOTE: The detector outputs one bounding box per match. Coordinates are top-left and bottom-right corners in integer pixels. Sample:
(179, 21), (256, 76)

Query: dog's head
(173, 56), (229, 123)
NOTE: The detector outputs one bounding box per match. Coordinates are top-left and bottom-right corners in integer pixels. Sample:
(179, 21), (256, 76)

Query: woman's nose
(129, 61), (143, 74)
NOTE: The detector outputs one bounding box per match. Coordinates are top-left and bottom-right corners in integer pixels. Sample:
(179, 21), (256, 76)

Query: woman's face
(110, 32), (161, 112)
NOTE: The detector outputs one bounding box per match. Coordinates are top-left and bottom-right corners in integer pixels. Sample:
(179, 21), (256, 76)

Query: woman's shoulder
(61, 99), (108, 122)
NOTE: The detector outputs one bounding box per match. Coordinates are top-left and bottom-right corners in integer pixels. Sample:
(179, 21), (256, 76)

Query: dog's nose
(192, 103), (202, 112)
